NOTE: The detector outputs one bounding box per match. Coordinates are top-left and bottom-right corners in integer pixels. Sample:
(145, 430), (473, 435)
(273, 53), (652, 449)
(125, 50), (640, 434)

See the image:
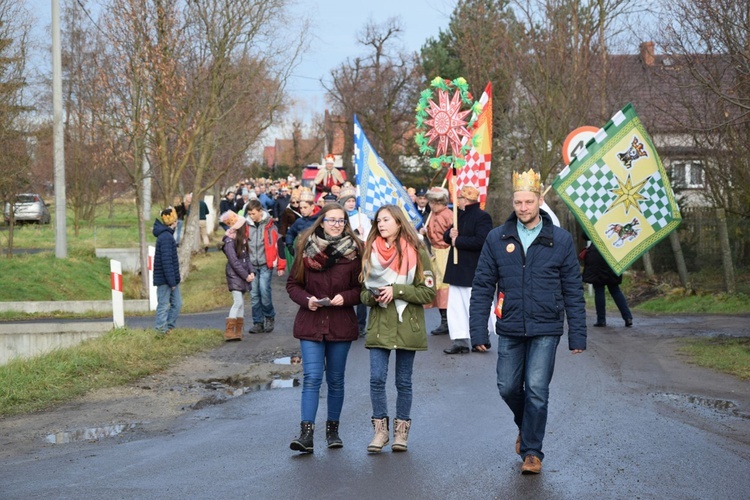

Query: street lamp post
(52, 0), (67, 258)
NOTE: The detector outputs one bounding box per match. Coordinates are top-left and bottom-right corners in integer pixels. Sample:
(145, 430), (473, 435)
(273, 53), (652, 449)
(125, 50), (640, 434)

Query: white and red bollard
(148, 245), (157, 311)
(109, 260), (125, 328)
(110, 260), (125, 328)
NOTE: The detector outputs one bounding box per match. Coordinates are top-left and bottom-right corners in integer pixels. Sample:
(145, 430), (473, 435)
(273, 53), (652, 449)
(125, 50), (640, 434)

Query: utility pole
(52, 0), (67, 258)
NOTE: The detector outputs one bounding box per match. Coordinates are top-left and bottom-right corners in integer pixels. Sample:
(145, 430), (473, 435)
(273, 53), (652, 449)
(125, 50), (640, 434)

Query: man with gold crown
(468, 168), (586, 475)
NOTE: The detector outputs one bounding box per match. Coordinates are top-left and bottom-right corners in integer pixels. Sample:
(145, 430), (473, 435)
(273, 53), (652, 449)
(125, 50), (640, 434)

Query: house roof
(606, 42), (736, 135)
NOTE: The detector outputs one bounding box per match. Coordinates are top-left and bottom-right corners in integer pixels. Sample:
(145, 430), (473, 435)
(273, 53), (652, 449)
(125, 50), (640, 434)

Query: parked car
(4, 194), (52, 225)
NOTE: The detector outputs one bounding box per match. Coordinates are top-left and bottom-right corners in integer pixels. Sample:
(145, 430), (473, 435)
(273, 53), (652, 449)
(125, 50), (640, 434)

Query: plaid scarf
(302, 228), (359, 271)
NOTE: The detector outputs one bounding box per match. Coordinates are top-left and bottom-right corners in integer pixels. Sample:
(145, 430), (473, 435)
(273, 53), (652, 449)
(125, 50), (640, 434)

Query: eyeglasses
(323, 218), (347, 226)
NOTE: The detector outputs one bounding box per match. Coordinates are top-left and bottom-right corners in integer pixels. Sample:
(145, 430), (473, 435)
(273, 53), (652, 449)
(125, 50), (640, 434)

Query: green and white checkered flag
(553, 103), (681, 275)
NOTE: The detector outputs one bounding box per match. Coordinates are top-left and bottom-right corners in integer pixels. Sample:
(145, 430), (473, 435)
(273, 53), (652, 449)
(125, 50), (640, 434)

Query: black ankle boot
(326, 420), (343, 448)
(290, 421), (314, 453)
(431, 309), (449, 335)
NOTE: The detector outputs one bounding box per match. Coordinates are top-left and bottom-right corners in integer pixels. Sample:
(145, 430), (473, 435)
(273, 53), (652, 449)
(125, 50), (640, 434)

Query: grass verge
(634, 293), (750, 314)
(0, 327), (223, 417)
(678, 337), (750, 381)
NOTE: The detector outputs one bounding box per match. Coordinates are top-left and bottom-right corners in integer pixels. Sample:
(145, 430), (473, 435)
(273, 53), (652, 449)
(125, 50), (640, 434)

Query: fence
(647, 207), (749, 273)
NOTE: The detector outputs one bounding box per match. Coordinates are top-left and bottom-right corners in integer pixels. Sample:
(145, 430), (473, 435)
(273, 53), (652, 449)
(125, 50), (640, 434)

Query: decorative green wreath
(415, 76), (482, 169)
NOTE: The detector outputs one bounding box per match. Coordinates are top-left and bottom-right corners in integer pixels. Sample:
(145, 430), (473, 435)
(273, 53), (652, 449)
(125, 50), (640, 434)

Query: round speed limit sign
(562, 126), (599, 165)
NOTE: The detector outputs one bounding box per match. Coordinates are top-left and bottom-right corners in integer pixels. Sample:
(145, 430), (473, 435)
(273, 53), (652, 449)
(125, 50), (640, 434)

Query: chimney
(640, 41), (655, 66)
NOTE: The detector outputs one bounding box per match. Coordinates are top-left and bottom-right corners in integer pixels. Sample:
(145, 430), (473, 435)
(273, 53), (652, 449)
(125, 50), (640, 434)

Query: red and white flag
(447, 82), (492, 209)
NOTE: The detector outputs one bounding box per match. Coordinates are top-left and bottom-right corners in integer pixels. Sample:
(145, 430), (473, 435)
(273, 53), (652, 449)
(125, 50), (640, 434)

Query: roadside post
(110, 260), (124, 328)
(148, 245), (157, 310)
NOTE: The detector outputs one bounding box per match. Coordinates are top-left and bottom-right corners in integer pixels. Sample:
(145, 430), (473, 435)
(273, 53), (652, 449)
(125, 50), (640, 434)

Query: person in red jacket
(245, 200), (287, 334)
(286, 203), (363, 453)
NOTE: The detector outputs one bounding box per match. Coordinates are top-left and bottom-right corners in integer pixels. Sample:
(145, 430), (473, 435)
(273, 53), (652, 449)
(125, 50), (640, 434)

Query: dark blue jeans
(356, 303), (367, 331)
(299, 339), (352, 422)
(594, 284), (632, 324)
(250, 266), (275, 324)
(496, 334), (560, 461)
(369, 348), (416, 420)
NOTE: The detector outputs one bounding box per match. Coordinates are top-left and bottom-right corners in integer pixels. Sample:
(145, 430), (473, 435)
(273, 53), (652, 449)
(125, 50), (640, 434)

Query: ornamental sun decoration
(415, 77), (481, 263)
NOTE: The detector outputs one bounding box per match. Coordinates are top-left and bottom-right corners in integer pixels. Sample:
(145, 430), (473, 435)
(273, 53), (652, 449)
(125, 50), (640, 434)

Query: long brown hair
(360, 204), (424, 282)
(234, 221), (248, 256)
(292, 203), (363, 284)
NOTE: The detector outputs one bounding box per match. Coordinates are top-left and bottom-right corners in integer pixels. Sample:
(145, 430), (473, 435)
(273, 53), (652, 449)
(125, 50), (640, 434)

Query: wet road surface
(1, 304), (749, 499)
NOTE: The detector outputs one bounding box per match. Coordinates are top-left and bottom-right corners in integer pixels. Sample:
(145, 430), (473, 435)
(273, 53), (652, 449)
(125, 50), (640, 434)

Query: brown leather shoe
(515, 433), (521, 455)
(521, 454), (542, 474)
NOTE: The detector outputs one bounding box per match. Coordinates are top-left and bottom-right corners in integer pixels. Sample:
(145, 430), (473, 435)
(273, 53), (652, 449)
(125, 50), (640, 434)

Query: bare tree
(86, 0), (307, 291)
(0, 0), (33, 257)
(324, 18), (423, 175)
(658, 0), (750, 218)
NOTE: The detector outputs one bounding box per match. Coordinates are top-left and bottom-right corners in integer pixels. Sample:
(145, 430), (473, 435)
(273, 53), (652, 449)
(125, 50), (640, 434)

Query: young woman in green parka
(360, 204), (436, 453)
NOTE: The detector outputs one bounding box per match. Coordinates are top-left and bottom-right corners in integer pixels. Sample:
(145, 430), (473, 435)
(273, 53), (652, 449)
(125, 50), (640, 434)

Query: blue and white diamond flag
(354, 115), (422, 227)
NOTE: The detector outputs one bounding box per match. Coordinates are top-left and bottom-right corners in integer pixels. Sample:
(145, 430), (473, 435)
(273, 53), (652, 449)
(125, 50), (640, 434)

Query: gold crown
(512, 169), (542, 194)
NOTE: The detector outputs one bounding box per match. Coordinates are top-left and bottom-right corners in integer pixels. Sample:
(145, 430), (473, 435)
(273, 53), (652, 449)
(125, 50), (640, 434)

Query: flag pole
(451, 163), (458, 264)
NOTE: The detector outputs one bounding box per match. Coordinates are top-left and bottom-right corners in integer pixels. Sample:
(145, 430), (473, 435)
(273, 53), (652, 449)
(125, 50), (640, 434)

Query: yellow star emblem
(609, 175), (649, 214)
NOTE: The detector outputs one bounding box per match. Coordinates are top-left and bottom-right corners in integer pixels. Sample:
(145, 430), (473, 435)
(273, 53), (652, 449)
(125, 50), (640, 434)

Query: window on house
(670, 160), (704, 188)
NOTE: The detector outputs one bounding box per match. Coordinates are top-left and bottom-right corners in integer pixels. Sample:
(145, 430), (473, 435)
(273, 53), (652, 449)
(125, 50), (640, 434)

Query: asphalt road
(1, 300), (749, 499)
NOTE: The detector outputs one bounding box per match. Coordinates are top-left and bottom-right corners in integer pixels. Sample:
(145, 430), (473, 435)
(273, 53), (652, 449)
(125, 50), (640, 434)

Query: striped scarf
(364, 236), (417, 321)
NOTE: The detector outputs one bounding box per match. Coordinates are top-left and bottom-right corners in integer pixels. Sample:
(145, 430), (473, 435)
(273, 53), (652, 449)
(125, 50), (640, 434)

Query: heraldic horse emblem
(606, 218), (640, 248)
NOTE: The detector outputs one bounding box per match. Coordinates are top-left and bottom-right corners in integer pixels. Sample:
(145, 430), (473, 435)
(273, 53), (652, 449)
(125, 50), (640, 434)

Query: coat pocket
(409, 316), (421, 332)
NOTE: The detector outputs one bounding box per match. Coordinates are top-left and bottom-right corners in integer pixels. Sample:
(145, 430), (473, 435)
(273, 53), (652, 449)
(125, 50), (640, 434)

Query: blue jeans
(369, 348), (416, 420)
(356, 303), (367, 332)
(250, 266), (275, 324)
(495, 334), (560, 461)
(594, 284), (632, 323)
(299, 339), (352, 422)
(155, 284), (182, 332)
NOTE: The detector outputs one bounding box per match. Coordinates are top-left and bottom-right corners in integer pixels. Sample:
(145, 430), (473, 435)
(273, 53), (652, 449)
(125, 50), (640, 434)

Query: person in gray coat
(469, 169), (586, 475)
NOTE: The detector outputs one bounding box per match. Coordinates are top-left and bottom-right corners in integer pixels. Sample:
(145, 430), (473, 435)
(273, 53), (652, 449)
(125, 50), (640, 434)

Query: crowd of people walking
(150, 165), (637, 475)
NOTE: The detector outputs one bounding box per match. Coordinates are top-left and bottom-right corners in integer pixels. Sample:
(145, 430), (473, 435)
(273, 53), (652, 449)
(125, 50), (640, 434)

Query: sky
(283, 0), (455, 121)
(28, 0), (455, 127)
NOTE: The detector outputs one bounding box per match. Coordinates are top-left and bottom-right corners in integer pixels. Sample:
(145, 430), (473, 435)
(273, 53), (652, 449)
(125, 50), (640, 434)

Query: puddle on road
(46, 423), (139, 444)
(654, 392), (749, 419)
(190, 377), (300, 409)
(272, 356), (302, 365)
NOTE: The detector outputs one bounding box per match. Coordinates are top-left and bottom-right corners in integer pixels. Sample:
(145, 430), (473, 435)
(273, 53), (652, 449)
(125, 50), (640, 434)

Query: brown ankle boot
(234, 318), (244, 341)
(367, 417), (389, 453)
(224, 318), (238, 341)
(392, 418), (411, 452)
